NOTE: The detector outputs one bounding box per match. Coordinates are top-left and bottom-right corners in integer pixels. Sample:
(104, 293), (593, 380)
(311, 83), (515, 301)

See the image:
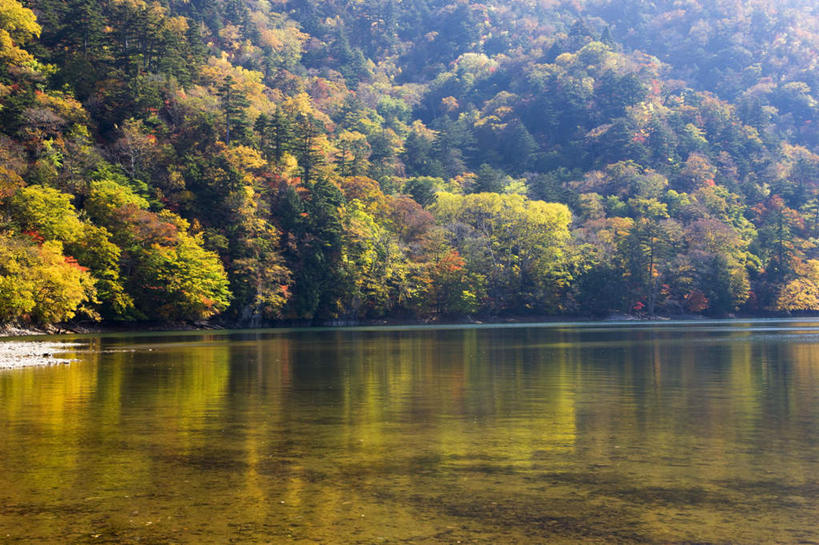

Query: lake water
(0, 320), (818, 544)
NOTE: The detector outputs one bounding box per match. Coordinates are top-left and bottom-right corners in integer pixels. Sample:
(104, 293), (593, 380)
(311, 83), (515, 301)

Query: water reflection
(0, 322), (817, 543)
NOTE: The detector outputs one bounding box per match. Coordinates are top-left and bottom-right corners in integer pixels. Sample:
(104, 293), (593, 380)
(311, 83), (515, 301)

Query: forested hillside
(2, 0), (819, 326)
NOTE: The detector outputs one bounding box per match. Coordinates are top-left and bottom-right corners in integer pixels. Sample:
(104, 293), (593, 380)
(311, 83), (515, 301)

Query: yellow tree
(776, 260), (819, 312)
(432, 192), (572, 313)
(0, 0), (40, 74)
(0, 234), (96, 324)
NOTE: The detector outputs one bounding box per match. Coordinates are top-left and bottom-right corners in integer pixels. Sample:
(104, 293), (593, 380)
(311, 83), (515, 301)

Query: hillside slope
(1, 0), (819, 325)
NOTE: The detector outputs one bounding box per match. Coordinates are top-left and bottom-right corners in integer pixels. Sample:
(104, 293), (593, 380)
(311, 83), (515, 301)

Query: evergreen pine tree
(218, 75), (250, 145)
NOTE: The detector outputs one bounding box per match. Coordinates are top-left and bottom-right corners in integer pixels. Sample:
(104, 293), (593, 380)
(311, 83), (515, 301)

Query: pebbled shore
(0, 342), (78, 370)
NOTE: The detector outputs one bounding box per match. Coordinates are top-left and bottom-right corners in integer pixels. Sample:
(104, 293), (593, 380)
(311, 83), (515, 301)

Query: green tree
(470, 164), (506, 194)
(293, 113), (327, 185)
(404, 176), (444, 207)
(218, 75), (250, 145)
(624, 198), (682, 315)
(256, 107), (294, 163)
(752, 195), (803, 287)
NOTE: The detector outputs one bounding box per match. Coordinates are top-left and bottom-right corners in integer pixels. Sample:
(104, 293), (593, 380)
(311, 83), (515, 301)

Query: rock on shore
(0, 342), (78, 369)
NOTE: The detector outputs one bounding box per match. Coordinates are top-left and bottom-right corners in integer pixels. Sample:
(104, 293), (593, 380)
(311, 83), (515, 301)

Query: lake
(0, 320), (818, 544)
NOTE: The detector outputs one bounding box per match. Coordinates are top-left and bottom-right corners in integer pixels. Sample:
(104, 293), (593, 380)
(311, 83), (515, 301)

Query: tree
(776, 261), (819, 312)
(274, 175), (346, 320)
(340, 200), (408, 318)
(114, 118), (159, 183)
(624, 198), (682, 315)
(0, 233), (96, 324)
(85, 179), (232, 321)
(753, 195), (803, 287)
(46, 0), (106, 96)
(0, 0), (41, 135)
(0, 0), (41, 79)
(131, 229), (232, 321)
(595, 71), (646, 120)
(681, 218), (750, 315)
(293, 113), (327, 185)
(6, 184), (85, 242)
(420, 235), (484, 317)
(218, 75), (250, 145)
(256, 108), (294, 163)
(230, 224), (291, 325)
(431, 192), (572, 313)
(572, 216), (634, 316)
(403, 176), (443, 207)
(470, 164), (506, 194)
(67, 223), (134, 320)
(335, 130), (371, 177)
(402, 121), (437, 177)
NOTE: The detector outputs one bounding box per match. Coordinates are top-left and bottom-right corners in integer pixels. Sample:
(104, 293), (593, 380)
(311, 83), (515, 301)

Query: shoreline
(0, 313), (810, 369)
(0, 315), (659, 339)
(0, 311), (801, 340)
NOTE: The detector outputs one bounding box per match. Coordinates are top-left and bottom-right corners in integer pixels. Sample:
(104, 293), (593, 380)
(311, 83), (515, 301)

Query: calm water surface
(1, 320), (818, 544)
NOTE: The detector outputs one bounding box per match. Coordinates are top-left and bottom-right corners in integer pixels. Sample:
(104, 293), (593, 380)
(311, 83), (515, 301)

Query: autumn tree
(0, 233), (96, 324)
(432, 192), (572, 314)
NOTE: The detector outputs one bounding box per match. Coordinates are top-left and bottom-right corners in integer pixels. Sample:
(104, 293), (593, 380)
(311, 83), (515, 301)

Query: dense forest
(2, 0), (819, 326)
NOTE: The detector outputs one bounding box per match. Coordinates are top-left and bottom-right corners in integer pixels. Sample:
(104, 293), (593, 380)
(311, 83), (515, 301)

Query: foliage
(0, 234), (96, 324)
(776, 261), (819, 312)
(130, 230), (232, 321)
(3, 0), (819, 325)
(432, 192), (572, 313)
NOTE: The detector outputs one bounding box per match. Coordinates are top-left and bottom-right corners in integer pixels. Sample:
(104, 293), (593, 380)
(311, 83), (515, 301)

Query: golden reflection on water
(0, 322), (818, 544)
